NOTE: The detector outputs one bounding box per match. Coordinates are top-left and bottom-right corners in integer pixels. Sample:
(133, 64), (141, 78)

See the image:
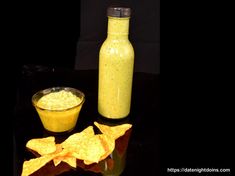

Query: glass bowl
(32, 87), (85, 134)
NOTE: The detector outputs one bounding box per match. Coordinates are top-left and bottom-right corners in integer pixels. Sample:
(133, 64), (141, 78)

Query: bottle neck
(107, 17), (130, 39)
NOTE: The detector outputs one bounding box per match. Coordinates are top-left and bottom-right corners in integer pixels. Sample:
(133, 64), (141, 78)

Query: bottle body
(98, 16), (134, 119)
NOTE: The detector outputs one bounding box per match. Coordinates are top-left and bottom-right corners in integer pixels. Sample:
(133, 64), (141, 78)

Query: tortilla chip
(26, 136), (56, 156)
(21, 122), (132, 175)
(71, 134), (106, 164)
(61, 126), (94, 151)
(94, 121), (132, 140)
(62, 156), (77, 168)
(52, 148), (76, 168)
(98, 134), (115, 161)
(21, 155), (54, 176)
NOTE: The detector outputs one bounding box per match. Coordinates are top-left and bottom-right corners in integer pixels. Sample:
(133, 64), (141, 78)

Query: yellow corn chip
(98, 134), (115, 161)
(94, 121), (132, 140)
(70, 133), (114, 165)
(21, 154), (54, 176)
(71, 134), (106, 164)
(52, 148), (76, 168)
(61, 126), (94, 151)
(62, 156), (77, 168)
(26, 136), (56, 156)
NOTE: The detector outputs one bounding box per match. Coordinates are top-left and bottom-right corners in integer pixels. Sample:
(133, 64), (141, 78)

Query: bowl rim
(32, 87), (85, 112)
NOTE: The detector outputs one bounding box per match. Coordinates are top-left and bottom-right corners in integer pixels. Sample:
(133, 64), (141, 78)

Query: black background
(161, 2), (233, 174)
(13, 0), (159, 74)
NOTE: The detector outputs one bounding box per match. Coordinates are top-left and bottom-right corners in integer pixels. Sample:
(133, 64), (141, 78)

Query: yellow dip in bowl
(32, 87), (85, 133)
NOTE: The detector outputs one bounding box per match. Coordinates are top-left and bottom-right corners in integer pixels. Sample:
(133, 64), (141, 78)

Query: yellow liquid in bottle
(98, 17), (134, 119)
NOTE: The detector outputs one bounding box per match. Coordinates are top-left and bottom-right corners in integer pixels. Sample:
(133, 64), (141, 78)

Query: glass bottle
(98, 7), (134, 119)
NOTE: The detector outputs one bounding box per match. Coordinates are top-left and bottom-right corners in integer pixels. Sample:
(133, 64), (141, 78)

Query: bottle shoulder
(99, 39), (134, 59)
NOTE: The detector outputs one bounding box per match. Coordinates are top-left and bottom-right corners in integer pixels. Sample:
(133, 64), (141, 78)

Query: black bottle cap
(107, 7), (131, 17)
